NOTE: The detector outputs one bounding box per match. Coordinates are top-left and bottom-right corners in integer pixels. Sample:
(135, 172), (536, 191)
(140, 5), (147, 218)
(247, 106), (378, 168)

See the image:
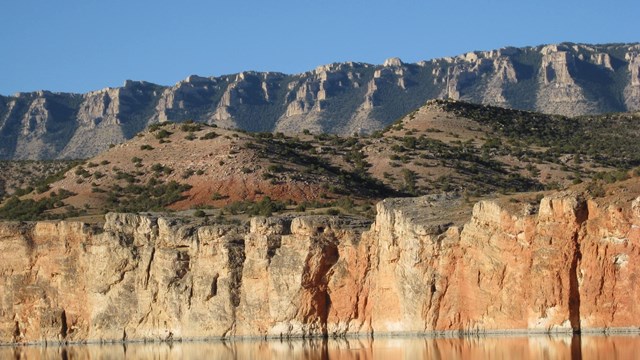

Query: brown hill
(2, 100), (639, 221)
(9, 121), (389, 221)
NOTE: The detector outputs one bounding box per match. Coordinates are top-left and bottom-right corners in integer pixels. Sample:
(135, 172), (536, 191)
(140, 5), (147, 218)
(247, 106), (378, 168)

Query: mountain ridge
(2, 42), (639, 160)
(5, 42), (636, 97)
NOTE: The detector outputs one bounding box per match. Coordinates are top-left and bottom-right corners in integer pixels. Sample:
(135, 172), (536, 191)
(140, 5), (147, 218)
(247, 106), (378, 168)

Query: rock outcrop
(2, 186), (640, 344)
(1, 42), (639, 160)
(536, 45), (595, 115)
(625, 48), (640, 111)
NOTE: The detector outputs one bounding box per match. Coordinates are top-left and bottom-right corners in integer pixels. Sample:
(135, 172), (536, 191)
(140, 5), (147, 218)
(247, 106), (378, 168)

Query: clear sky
(1, 0), (638, 96)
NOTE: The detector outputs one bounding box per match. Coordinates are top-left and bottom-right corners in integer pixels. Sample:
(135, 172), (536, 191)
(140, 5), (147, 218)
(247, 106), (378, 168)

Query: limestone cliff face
(625, 48), (640, 111)
(535, 45), (595, 115)
(2, 188), (640, 344)
(1, 43), (639, 159)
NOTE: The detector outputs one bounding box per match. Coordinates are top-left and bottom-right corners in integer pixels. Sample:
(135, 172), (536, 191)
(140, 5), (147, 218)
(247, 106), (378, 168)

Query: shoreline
(3, 327), (640, 348)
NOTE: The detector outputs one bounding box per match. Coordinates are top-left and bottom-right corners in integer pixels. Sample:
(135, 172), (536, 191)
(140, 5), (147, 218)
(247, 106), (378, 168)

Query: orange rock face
(1, 188), (640, 344)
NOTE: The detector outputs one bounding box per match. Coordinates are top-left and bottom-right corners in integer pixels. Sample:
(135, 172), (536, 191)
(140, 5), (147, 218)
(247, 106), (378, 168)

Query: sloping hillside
(1, 100), (638, 221)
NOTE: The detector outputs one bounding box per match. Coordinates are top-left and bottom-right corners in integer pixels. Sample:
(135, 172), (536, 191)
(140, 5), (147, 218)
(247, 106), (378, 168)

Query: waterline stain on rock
(2, 185), (640, 344)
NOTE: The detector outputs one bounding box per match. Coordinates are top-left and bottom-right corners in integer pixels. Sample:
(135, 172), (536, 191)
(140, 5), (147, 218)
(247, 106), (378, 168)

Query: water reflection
(4, 334), (640, 359)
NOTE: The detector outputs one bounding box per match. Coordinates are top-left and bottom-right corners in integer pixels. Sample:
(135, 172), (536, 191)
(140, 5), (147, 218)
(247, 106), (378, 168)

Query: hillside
(1, 42), (639, 160)
(366, 100), (640, 195)
(0, 121), (395, 221)
(0, 160), (78, 199)
(1, 100), (639, 221)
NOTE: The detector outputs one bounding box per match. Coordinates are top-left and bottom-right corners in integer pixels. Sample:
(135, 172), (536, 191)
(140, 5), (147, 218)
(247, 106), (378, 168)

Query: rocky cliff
(2, 183), (640, 344)
(1, 42), (639, 160)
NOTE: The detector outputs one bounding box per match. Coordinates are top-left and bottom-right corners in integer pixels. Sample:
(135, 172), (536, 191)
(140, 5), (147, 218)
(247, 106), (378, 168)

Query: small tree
(402, 169), (418, 195)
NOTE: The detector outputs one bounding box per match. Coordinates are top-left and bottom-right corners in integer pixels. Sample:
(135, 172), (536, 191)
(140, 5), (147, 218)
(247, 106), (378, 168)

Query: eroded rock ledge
(1, 191), (640, 344)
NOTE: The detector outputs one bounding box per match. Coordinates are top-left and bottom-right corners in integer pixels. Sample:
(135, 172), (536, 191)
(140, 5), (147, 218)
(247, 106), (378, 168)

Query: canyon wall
(1, 43), (639, 160)
(1, 190), (640, 344)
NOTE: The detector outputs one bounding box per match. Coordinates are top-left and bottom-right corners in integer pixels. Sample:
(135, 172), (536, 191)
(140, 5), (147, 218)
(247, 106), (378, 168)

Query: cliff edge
(2, 43), (639, 160)
(1, 184), (640, 344)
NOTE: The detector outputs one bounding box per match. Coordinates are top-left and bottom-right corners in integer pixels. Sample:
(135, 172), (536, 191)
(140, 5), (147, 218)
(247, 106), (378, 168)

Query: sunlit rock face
(2, 186), (640, 344)
(1, 43), (639, 160)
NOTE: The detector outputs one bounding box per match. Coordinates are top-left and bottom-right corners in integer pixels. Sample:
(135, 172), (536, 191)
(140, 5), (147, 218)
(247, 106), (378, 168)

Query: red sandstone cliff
(1, 181), (640, 344)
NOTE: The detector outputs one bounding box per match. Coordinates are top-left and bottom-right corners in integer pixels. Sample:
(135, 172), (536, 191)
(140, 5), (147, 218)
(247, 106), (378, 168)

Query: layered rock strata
(1, 42), (639, 160)
(1, 190), (640, 344)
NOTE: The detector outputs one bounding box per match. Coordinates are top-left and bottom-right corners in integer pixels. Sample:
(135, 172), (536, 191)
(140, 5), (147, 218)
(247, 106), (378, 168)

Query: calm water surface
(4, 335), (640, 359)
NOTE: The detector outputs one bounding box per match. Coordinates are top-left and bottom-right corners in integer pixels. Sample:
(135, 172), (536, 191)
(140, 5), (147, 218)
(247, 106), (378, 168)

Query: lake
(3, 334), (640, 359)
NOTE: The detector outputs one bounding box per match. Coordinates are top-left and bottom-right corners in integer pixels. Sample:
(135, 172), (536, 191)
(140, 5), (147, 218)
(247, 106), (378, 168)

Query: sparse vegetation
(105, 179), (192, 212)
(181, 122), (203, 132)
(181, 169), (195, 179)
(155, 129), (172, 140)
(225, 196), (286, 217)
(211, 192), (227, 201)
(151, 163), (173, 175)
(201, 131), (219, 140)
(3, 100), (638, 221)
(0, 188), (78, 220)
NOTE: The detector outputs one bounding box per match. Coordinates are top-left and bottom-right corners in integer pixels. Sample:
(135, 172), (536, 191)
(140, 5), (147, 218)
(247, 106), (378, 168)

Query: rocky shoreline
(2, 189), (640, 345)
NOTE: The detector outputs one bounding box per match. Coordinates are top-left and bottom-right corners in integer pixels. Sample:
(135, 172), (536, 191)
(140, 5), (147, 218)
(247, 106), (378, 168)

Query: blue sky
(1, 0), (638, 95)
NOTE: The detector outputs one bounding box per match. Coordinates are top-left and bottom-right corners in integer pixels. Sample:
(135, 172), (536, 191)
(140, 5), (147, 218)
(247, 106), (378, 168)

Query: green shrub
(211, 192), (226, 200)
(151, 163), (173, 175)
(182, 169), (195, 179)
(0, 188), (77, 221)
(586, 181), (606, 198)
(181, 123), (202, 132)
(74, 167), (91, 178)
(225, 197), (285, 216)
(155, 129), (172, 140)
(335, 197), (354, 212)
(401, 169), (418, 195)
(13, 186), (34, 197)
(106, 180), (192, 212)
(36, 184), (51, 194)
(326, 208), (340, 216)
(200, 131), (219, 140)
(267, 164), (284, 173)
